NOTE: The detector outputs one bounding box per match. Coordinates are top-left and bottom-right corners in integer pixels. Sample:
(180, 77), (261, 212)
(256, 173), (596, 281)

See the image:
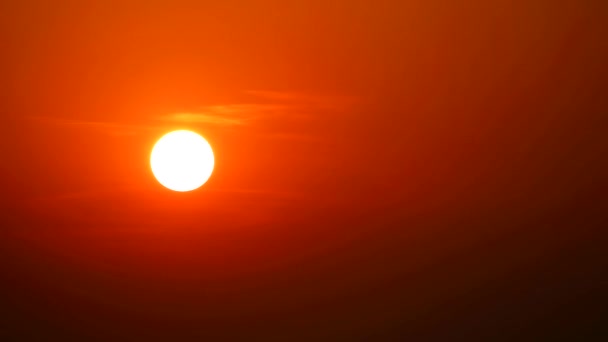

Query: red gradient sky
(1, 1), (607, 340)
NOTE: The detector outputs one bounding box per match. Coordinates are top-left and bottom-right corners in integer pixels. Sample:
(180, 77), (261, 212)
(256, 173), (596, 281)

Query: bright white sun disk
(151, 130), (215, 192)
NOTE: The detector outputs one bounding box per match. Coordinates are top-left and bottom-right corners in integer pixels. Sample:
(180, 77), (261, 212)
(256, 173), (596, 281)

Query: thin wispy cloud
(161, 104), (288, 126)
(29, 91), (355, 139)
(160, 91), (353, 127)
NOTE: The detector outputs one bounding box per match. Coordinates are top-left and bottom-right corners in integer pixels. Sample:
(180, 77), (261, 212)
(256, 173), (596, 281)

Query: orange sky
(1, 1), (607, 340)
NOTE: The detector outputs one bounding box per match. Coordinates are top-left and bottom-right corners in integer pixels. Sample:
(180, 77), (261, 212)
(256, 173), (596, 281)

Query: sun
(151, 130), (215, 192)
